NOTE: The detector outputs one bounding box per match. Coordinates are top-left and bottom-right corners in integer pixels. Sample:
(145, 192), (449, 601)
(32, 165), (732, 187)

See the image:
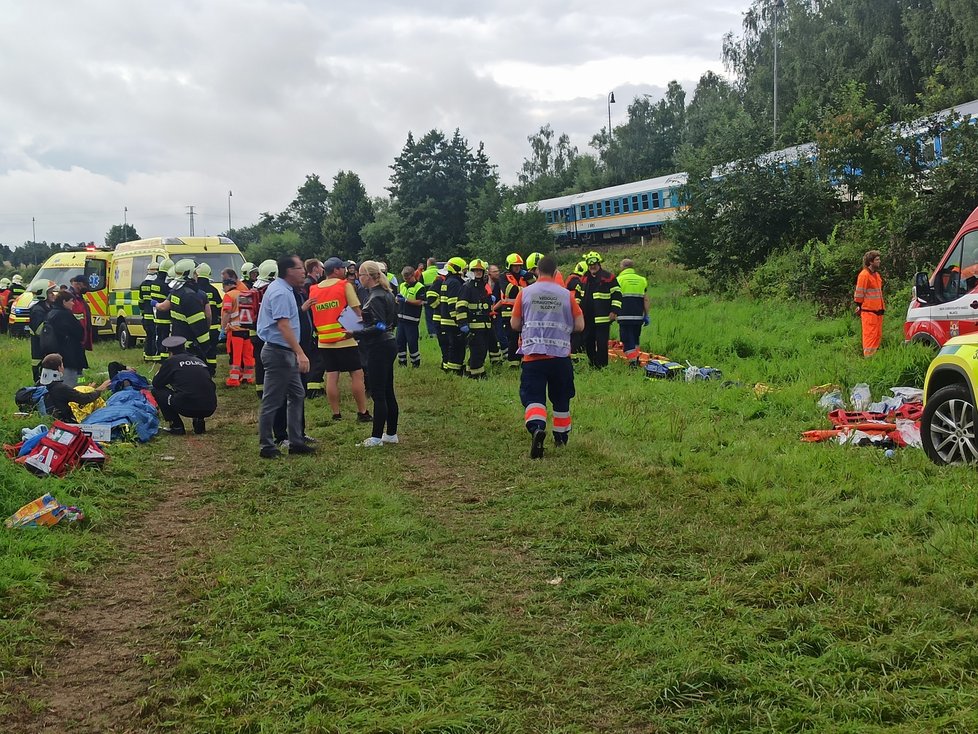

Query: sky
(0, 0), (746, 247)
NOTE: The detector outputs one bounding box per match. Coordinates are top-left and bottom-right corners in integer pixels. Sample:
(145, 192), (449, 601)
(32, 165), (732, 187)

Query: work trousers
(861, 311), (883, 357)
(503, 317), (521, 366)
(364, 338), (398, 439)
(152, 387), (215, 424)
(396, 319), (421, 366)
(252, 335), (266, 395)
(155, 319), (170, 356)
(204, 328), (219, 376)
(227, 332), (255, 382)
(519, 357), (575, 444)
(143, 319), (157, 360)
(258, 344), (305, 452)
(466, 329), (490, 376)
(493, 314), (508, 351)
(441, 325), (465, 373)
(306, 344), (327, 394)
(424, 304), (437, 337)
(618, 321), (643, 362)
(583, 321), (611, 368)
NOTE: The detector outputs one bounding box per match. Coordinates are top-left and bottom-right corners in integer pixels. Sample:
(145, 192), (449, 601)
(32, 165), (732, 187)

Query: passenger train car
(519, 98), (978, 247)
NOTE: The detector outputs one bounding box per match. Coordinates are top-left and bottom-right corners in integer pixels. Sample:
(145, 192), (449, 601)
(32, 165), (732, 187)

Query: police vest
(311, 279), (348, 346)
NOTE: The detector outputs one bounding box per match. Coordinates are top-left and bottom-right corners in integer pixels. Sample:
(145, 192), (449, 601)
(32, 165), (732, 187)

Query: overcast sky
(0, 0), (746, 246)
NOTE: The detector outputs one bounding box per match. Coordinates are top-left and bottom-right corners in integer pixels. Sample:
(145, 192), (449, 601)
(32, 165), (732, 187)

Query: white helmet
(0, 278), (10, 289)
(173, 259), (196, 279)
(257, 259), (278, 282)
(11, 274), (23, 284)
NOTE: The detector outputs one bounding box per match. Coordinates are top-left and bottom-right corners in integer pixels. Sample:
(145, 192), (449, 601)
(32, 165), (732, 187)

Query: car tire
(922, 383), (978, 465)
(117, 319), (131, 350)
(911, 334), (940, 350)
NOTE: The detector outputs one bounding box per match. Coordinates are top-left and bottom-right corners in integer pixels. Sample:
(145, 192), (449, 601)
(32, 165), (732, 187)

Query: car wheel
(117, 320), (131, 350)
(911, 334), (940, 350)
(922, 384), (978, 465)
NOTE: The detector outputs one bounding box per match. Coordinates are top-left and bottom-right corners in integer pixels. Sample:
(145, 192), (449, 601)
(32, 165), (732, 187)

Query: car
(921, 334), (978, 464)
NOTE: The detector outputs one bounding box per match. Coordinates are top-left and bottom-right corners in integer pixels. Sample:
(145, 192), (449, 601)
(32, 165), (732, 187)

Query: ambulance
(98, 236), (245, 349)
(9, 248), (114, 337)
(905, 205), (978, 348)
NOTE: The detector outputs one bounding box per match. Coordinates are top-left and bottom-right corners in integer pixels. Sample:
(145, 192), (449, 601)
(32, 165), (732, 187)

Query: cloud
(0, 0), (744, 245)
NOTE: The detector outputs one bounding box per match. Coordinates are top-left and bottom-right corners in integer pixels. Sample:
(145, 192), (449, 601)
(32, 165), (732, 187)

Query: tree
(104, 224), (139, 248)
(470, 199), (551, 269)
(282, 174), (330, 257)
(322, 171), (374, 260)
(360, 198), (405, 264)
(516, 124), (578, 201)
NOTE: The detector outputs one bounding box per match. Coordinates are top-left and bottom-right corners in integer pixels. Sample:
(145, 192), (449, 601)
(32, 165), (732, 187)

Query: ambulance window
(937, 236), (969, 301)
(960, 231), (978, 291)
(130, 256), (152, 289)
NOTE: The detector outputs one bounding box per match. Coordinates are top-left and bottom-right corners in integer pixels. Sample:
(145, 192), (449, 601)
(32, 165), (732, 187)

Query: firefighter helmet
(526, 252), (544, 270)
(159, 258), (175, 274)
(0, 278), (9, 288)
(147, 261), (159, 272)
(446, 257), (467, 274)
(505, 253), (524, 268)
(573, 260), (587, 276)
(468, 258), (487, 272)
(173, 259), (196, 278)
(195, 262), (212, 278)
(241, 261), (255, 277)
(585, 251), (603, 265)
(258, 259), (278, 280)
(30, 279), (56, 296)
(11, 274), (23, 285)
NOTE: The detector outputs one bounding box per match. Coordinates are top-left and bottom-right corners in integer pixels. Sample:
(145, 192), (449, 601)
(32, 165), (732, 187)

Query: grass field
(4, 244), (978, 732)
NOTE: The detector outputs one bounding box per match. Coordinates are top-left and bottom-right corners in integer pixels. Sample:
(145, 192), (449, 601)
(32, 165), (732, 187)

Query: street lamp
(228, 190), (232, 234)
(607, 91), (616, 144)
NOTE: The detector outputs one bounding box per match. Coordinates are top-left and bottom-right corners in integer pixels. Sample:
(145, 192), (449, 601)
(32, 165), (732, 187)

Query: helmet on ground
(258, 259), (278, 280)
(30, 279), (56, 296)
(173, 259), (196, 278)
(147, 261), (159, 272)
(159, 258), (175, 273)
(446, 257), (467, 274)
(573, 261), (587, 276)
(585, 251), (603, 265)
(11, 274), (23, 284)
(505, 253), (524, 268)
(468, 258), (487, 272)
(526, 252), (544, 270)
(195, 263), (212, 278)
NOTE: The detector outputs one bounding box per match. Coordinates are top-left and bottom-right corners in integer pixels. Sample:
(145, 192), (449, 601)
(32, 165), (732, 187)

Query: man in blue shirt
(257, 255), (315, 458)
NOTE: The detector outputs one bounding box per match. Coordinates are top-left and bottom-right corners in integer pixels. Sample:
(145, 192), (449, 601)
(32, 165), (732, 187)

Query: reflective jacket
(310, 279), (349, 346)
(169, 283), (210, 345)
(439, 274), (464, 327)
(426, 274), (444, 324)
(580, 269), (622, 324)
(457, 278), (492, 330)
(499, 271), (527, 318)
(616, 268), (648, 322)
(150, 272), (171, 327)
(854, 269), (884, 312)
(139, 276), (156, 324)
(398, 281), (426, 323)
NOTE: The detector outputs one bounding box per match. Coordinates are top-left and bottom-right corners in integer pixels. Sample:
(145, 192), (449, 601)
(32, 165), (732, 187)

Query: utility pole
(186, 205), (196, 236)
(228, 190), (232, 234)
(124, 206), (128, 234)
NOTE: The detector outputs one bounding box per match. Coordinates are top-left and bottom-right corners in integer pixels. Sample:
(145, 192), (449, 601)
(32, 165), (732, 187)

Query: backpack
(15, 386), (49, 415)
(39, 312), (60, 355)
(645, 360), (684, 380)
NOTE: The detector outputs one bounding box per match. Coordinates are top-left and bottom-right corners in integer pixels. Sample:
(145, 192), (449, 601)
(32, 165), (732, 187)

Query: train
(517, 98), (978, 247)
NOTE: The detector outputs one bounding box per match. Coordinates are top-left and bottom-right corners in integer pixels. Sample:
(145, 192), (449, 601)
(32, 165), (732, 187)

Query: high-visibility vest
(854, 269), (884, 312)
(398, 281), (425, 322)
(310, 279), (348, 346)
(616, 268), (648, 321)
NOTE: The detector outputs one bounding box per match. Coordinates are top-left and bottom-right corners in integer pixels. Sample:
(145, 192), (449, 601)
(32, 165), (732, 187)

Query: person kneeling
(39, 353), (111, 422)
(152, 335), (217, 435)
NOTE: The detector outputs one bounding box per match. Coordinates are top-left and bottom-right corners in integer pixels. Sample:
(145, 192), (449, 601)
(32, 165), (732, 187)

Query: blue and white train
(518, 98), (978, 247)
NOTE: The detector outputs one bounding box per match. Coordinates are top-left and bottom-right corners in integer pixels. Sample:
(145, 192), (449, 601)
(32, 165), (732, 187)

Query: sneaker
(259, 447), (282, 459)
(357, 411), (373, 423)
(530, 429), (546, 459)
(278, 439), (290, 450)
(359, 437), (384, 447)
(192, 418), (206, 434)
(302, 435), (318, 445)
(381, 433), (399, 444)
(289, 442), (317, 455)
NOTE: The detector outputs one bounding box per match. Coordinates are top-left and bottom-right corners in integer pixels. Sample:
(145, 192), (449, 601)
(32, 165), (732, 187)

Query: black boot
(192, 417), (206, 434)
(166, 420), (186, 435)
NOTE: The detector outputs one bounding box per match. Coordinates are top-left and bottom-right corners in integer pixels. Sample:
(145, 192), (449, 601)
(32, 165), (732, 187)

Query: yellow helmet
(173, 259), (196, 278)
(573, 261), (587, 276)
(526, 252), (544, 270)
(468, 258), (487, 272)
(585, 251), (603, 265)
(195, 262), (212, 278)
(446, 257), (467, 274)
(158, 258), (175, 273)
(258, 259), (278, 280)
(241, 261), (255, 276)
(505, 253), (524, 267)
(30, 279), (56, 296)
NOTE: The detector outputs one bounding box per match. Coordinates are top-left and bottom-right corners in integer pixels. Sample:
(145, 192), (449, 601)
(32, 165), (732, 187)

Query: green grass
(7, 244), (978, 731)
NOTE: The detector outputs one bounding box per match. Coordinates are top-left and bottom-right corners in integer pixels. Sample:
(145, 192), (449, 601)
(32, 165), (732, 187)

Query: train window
(651, 192), (660, 208)
(641, 193), (649, 210)
(580, 205), (587, 219)
(566, 207), (574, 221)
(588, 203), (595, 218)
(632, 196), (639, 210)
(605, 200), (612, 214)
(623, 198), (630, 213)
(613, 200), (621, 214)
(546, 211), (553, 223)
(597, 202), (603, 216)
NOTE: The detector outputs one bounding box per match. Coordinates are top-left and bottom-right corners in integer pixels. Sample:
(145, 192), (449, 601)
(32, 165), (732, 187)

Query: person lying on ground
(38, 353), (110, 423)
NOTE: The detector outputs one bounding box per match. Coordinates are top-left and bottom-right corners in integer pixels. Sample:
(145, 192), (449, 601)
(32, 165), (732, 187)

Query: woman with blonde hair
(353, 260), (400, 446)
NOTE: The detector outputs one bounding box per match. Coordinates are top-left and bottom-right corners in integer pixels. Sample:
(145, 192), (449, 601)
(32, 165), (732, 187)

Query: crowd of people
(19, 249), (654, 460)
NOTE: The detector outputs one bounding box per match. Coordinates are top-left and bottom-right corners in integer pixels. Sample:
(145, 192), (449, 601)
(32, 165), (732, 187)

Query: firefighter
(421, 257), (440, 336)
(151, 258), (174, 356)
(221, 274), (254, 387)
(139, 262), (159, 361)
(439, 257), (468, 374)
(564, 261), (587, 355)
(9, 274), (25, 300)
(250, 259), (278, 397)
(396, 265), (425, 367)
(194, 263), (223, 376)
(497, 253), (528, 367)
(511, 255), (584, 459)
(456, 259), (493, 378)
(579, 251), (621, 369)
(0, 278), (11, 335)
(524, 253), (543, 285)
(855, 250), (885, 357)
(488, 263), (507, 353)
(28, 280), (57, 381)
(427, 266), (446, 365)
(241, 262), (257, 290)
(616, 259), (650, 366)
(155, 259), (211, 360)
(152, 335), (217, 435)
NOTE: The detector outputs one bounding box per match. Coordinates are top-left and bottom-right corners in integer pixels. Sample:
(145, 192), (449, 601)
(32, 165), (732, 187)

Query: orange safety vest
(310, 279), (348, 346)
(854, 269), (884, 312)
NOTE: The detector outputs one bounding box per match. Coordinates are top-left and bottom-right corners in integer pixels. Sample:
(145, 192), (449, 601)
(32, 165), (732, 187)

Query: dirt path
(1, 422), (233, 734)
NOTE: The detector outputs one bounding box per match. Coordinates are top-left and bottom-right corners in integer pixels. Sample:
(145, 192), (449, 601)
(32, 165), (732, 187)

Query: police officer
(155, 259), (211, 360)
(616, 259), (650, 366)
(194, 263), (224, 375)
(139, 261), (159, 361)
(152, 335), (217, 435)
(152, 258), (174, 355)
(456, 259), (494, 378)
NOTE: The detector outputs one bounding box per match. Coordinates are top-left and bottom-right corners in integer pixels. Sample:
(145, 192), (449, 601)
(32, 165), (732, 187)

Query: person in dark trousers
(38, 353), (111, 423)
(396, 265), (425, 367)
(511, 255), (585, 459)
(194, 263), (223, 375)
(354, 260), (399, 447)
(139, 261), (159, 362)
(152, 335), (217, 435)
(579, 251), (621, 369)
(28, 280), (57, 382)
(44, 290), (88, 387)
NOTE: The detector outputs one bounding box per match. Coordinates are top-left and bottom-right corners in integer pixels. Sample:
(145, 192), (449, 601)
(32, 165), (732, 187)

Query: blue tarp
(83, 390), (159, 442)
(109, 370), (150, 392)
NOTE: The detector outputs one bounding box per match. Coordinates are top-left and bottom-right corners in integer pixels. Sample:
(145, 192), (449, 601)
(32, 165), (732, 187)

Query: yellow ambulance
(100, 236), (245, 349)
